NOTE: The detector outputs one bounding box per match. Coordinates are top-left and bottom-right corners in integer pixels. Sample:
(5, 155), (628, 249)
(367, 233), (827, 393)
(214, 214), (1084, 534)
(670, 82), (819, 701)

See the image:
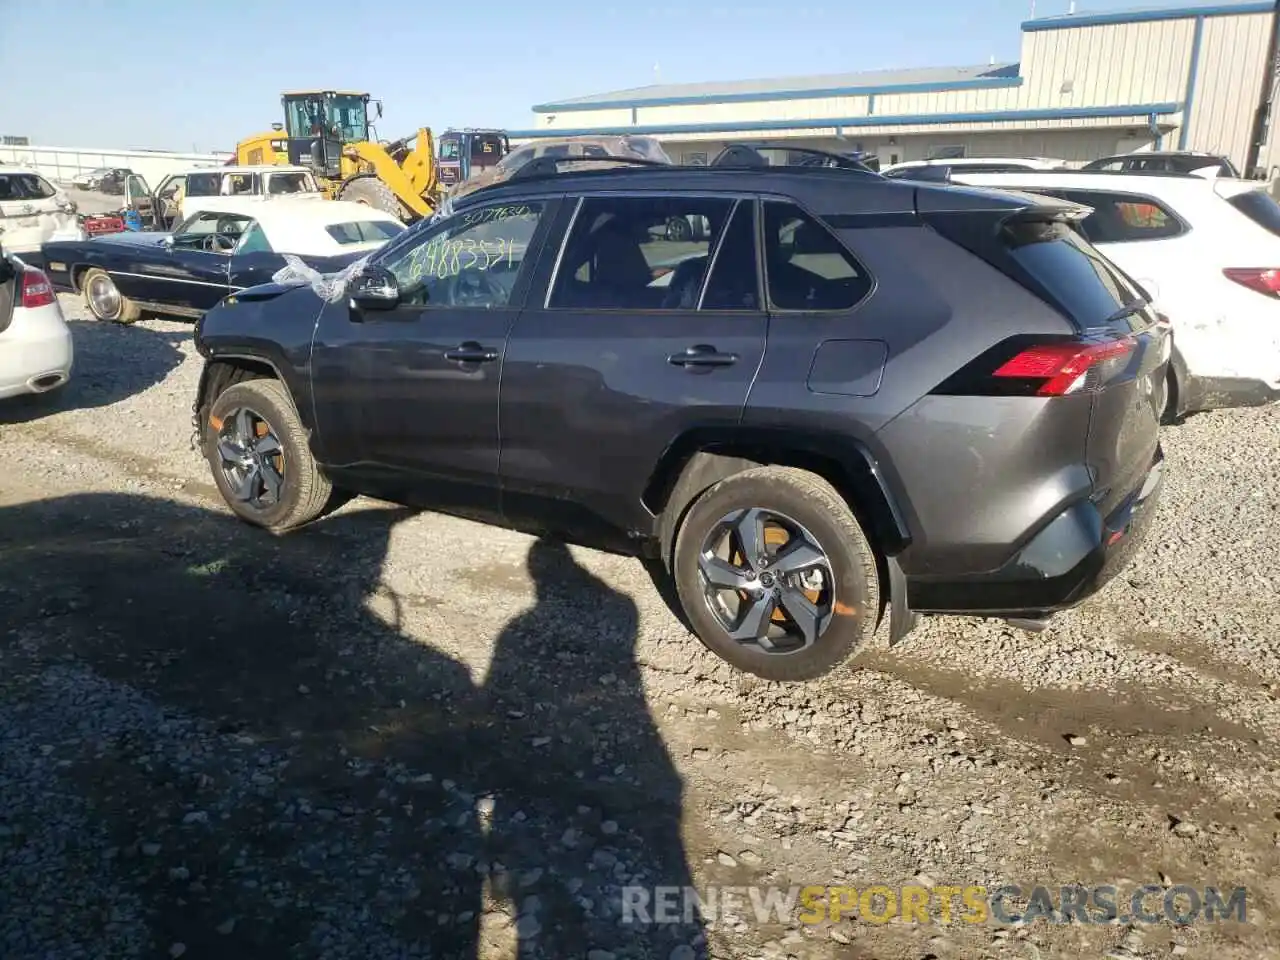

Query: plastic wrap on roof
(271, 253), (370, 302)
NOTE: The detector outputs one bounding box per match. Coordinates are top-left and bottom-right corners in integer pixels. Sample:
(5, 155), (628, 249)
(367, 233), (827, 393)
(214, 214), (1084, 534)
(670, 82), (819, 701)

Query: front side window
(548, 195), (735, 310)
(381, 201), (545, 308)
(186, 173), (221, 197)
(125, 174), (150, 198)
(762, 201), (871, 310)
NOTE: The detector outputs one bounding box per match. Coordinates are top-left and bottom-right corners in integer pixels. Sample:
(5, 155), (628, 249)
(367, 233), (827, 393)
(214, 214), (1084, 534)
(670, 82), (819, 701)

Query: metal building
(510, 0), (1280, 174)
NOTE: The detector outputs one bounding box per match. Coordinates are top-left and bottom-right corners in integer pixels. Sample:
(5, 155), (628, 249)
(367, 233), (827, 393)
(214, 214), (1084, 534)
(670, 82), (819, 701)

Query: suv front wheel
(204, 378), (336, 532)
(671, 466), (880, 682)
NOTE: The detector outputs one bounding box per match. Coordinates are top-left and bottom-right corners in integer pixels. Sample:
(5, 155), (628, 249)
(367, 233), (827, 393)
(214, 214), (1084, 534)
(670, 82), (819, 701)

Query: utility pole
(1244, 0), (1280, 177)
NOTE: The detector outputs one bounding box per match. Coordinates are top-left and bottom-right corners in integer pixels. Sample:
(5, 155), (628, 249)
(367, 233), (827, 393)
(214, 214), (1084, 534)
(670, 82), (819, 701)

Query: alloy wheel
(215, 407), (286, 510)
(696, 507), (835, 655)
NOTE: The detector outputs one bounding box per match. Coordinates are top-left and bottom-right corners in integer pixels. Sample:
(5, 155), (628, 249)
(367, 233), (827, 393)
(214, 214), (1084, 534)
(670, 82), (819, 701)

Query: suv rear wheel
(671, 466), (880, 681)
(204, 378), (335, 532)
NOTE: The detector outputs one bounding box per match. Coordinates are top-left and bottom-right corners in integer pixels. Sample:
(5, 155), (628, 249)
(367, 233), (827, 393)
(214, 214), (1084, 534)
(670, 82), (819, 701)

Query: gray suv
(192, 146), (1169, 682)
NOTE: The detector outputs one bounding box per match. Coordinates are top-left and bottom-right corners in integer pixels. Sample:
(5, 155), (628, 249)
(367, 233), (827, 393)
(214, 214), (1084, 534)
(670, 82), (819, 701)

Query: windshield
(283, 94), (367, 141)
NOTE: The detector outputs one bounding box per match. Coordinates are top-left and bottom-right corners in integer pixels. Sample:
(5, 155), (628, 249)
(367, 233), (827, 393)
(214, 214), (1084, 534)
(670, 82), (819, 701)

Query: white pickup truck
(153, 165), (324, 228)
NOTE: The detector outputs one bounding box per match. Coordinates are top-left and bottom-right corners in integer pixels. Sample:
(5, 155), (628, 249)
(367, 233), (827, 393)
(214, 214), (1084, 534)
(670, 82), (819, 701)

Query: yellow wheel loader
(234, 90), (509, 223)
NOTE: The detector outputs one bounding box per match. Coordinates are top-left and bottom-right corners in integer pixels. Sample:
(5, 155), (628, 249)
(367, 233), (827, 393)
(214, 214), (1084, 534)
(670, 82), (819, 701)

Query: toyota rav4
(191, 146), (1169, 682)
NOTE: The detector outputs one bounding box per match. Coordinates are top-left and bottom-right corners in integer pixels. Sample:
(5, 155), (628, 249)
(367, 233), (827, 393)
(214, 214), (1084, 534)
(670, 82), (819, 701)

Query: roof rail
(710, 142), (879, 173)
(507, 154), (671, 182)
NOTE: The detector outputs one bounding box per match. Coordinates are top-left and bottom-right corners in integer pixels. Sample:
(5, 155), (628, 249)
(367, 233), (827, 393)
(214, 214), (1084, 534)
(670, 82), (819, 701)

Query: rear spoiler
(913, 180), (1093, 223)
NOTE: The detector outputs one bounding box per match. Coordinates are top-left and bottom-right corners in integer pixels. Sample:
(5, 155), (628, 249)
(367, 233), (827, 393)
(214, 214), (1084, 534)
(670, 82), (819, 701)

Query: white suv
(881, 156), (1067, 179)
(0, 168), (81, 256)
(954, 170), (1280, 420)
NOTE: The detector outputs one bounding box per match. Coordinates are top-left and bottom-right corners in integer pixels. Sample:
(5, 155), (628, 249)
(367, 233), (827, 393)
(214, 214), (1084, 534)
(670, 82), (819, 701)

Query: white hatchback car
(954, 169), (1280, 419)
(0, 249), (73, 400)
(0, 168), (81, 257)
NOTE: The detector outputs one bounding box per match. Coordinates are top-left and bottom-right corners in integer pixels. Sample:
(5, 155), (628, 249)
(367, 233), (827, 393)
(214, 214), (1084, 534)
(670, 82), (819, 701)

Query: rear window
(325, 220), (405, 244)
(1047, 190), (1186, 243)
(1002, 219), (1144, 328)
(1226, 189), (1280, 237)
(267, 172), (315, 195)
(0, 173), (56, 201)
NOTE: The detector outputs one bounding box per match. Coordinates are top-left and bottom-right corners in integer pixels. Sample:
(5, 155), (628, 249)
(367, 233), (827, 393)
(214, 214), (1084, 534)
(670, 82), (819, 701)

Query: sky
(3, 0), (1108, 153)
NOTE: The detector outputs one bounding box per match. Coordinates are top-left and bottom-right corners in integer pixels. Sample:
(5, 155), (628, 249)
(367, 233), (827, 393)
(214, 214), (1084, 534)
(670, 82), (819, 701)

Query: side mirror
(349, 266), (400, 310)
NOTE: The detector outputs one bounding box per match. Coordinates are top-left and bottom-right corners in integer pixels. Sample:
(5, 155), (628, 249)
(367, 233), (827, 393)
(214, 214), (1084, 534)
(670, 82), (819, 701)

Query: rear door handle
(444, 341), (500, 363)
(667, 344), (739, 368)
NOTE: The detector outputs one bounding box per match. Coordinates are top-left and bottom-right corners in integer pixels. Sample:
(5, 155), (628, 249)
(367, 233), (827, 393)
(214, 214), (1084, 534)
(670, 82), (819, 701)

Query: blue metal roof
(1022, 0), (1271, 31)
(508, 102), (1182, 140)
(533, 64), (1022, 113)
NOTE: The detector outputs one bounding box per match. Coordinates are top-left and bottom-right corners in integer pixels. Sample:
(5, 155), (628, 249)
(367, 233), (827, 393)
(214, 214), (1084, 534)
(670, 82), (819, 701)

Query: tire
(665, 216), (693, 242)
(671, 465), (880, 682)
(80, 268), (141, 324)
(338, 176), (406, 220)
(203, 378), (335, 532)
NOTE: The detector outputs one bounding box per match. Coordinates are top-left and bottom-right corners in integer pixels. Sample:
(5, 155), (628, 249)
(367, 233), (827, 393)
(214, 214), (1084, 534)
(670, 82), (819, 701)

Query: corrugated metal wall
(1018, 20), (1194, 107)
(1187, 12), (1272, 169)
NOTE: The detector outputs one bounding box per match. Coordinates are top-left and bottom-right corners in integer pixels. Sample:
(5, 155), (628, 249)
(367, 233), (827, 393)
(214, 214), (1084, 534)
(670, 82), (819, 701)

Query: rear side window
(0, 173), (56, 201)
(325, 220), (405, 244)
(548, 195), (735, 310)
(762, 201), (871, 310)
(1050, 190), (1185, 243)
(1002, 219), (1144, 329)
(1226, 189), (1280, 238)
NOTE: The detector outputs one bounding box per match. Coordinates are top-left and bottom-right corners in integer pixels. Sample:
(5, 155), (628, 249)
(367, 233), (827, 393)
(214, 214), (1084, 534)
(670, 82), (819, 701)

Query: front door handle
(667, 344), (739, 368)
(444, 341), (500, 363)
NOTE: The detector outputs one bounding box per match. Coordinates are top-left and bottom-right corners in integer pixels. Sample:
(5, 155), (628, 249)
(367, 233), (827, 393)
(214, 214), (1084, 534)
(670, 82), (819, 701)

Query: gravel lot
(1, 294), (1279, 960)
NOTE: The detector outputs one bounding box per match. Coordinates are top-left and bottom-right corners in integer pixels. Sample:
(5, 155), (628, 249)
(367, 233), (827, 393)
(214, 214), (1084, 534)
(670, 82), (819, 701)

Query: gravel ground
(1, 296), (1279, 959)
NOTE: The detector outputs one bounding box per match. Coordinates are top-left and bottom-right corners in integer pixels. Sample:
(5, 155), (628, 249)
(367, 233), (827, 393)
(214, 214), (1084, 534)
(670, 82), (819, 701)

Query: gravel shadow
(0, 493), (705, 959)
(0, 319), (185, 425)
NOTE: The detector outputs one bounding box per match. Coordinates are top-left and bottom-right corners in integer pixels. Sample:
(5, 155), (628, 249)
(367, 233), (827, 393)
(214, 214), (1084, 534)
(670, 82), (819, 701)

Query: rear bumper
(0, 325), (74, 399)
(906, 446), (1165, 616)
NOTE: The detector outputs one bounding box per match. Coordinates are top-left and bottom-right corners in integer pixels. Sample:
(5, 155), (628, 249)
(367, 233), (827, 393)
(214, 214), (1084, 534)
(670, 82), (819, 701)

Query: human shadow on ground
(0, 492), (704, 959)
(0, 318), (186, 425)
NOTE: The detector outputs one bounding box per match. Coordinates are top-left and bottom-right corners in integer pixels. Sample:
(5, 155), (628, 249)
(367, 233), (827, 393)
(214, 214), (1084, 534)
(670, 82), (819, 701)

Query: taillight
(933, 335), (1138, 397)
(1222, 267), (1280, 298)
(19, 269), (56, 309)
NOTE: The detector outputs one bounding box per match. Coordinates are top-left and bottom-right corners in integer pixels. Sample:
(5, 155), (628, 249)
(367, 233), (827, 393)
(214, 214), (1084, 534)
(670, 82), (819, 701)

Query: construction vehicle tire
(338, 176), (404, 220)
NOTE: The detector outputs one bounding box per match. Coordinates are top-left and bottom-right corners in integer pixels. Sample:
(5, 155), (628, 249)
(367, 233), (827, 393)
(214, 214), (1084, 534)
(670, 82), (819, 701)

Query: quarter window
(548, 196), (735, 311)
(381, 201), (545, 308)
(762, 201), (871, 310)
(237, 221), (272, 254)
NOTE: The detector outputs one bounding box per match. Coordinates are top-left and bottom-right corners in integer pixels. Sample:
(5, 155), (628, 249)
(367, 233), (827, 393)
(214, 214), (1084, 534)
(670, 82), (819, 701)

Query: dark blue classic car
(41, 197), (405, 323)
